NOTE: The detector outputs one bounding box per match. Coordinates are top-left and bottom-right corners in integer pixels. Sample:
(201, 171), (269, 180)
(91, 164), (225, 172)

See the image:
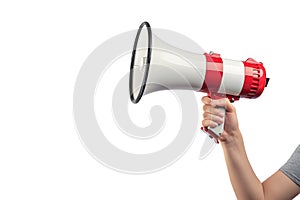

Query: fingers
(211, 98), (235, 112)
(201, 96), (212, 104)
(202, 119), (219, 128)
(201, 96), (235, 113)
(201, 95), (233, 128)
(203, 104), (225, 117)
(203, 112), (224, 124)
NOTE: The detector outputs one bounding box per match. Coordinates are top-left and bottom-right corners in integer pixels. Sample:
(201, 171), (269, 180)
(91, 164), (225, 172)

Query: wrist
(220, 129), (244, 149)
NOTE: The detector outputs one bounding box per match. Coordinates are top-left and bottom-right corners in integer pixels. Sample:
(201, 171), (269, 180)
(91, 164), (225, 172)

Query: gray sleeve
(280, 145), (300, 187)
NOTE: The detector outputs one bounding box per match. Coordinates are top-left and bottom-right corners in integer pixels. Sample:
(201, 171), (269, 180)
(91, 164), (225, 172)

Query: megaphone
(129, 22), (269, 158)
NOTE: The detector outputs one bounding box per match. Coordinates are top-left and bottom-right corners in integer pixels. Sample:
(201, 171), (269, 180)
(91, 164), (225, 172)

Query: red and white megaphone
(129, 22), (269, 159)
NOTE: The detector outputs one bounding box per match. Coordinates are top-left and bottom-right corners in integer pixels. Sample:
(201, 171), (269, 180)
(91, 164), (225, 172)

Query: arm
(201, 96), (300, 200)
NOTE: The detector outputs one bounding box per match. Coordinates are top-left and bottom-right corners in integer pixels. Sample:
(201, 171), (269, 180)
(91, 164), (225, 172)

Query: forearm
(221, 131), (264, 200)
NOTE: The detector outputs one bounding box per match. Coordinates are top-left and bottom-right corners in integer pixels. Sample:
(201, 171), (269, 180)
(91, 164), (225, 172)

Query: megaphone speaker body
(130, 22), (269, 143)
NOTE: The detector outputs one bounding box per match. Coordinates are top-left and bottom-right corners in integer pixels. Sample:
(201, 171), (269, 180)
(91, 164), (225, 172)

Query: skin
(201, 96), (300, 200)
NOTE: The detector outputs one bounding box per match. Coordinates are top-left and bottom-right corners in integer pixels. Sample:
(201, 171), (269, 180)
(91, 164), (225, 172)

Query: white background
(1, 0), (300, 199)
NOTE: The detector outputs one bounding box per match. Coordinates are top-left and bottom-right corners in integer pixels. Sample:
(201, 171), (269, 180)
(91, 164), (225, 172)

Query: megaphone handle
(201, 106), (226, 143)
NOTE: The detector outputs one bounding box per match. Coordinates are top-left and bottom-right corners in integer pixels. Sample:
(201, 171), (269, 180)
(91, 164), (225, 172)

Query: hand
(201, 96), (241, 144)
